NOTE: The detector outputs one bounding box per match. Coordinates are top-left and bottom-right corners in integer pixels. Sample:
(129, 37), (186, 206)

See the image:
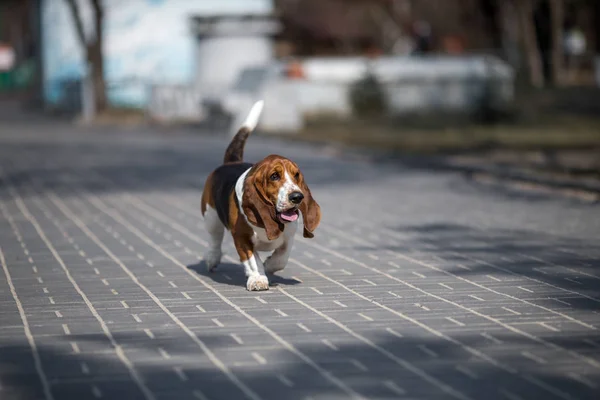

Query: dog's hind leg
(203, 206), (224, 272)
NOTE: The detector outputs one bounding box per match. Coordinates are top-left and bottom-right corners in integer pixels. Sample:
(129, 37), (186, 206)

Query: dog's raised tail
(223, 100), (264, 163)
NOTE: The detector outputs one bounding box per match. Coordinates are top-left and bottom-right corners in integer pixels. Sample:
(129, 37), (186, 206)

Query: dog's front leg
(233, 234), (269, 291)
(264, 241), (293, 275)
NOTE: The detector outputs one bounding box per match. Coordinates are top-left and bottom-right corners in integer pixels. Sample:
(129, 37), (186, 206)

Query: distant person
(411, 20), (432, 55)
(564, 27), (587, 83)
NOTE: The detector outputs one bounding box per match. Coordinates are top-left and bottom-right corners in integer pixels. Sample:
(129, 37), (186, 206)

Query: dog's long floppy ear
(299, 177), (321, 239)
(241, 165), (282, 240)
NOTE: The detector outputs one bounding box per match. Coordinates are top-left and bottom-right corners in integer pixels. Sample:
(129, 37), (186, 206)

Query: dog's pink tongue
(280, 211), (299, 222)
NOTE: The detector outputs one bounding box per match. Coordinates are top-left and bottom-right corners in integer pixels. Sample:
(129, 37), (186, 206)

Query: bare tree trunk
(549, 0), (565, 85)
(516, 0), (545, 87)
(65, 0), (107, 114)
(90, 0), (106, 111)
(496, 0), (521, 68)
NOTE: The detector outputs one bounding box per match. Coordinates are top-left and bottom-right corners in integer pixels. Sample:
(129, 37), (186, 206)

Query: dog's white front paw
(205, 249), (222, 272)
(246, 275), (269, 291)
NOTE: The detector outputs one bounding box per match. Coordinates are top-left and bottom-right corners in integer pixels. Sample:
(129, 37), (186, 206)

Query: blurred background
(1, 0), (599, 181)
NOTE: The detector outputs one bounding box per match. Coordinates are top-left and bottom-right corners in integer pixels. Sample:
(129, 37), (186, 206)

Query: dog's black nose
(289, 191), (304, 204)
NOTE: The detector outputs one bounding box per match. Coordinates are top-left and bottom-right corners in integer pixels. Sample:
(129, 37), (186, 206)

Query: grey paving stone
(1, 126), (600, 400)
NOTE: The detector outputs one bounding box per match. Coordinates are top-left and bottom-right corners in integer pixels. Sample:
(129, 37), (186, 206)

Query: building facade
(41, 0), (274, 109)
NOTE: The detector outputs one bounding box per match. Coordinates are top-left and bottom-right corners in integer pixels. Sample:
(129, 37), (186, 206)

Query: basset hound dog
(200, 101), (321, 291)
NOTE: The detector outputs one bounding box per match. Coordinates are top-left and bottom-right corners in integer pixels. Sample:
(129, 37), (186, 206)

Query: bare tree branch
(64, 0), (87, 46)
(549, 0), (565, 85)
(516, 0), (545, 87)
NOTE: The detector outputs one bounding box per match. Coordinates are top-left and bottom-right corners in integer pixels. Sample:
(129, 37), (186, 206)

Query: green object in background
(0, 60), (36, 91)
(0, 71), (12, 90)
(13, 60), (35, 88)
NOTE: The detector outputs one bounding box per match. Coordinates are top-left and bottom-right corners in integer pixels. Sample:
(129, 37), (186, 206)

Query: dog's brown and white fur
(200, 101), (321, 291)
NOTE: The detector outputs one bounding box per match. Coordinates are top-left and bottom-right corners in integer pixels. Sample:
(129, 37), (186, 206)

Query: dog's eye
(270, 172), (280, 181)
(294, 172), (300, 180)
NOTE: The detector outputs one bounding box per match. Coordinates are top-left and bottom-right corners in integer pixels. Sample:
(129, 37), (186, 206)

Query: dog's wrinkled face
(242, 155), (321, 240)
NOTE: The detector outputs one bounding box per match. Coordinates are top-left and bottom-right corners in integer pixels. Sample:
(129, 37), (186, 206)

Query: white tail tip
(241, 100), (264, 131)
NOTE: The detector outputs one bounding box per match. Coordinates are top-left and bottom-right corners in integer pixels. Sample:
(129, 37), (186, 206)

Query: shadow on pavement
(381, 223), (600, 312)
(1, 329), (598, 400)
(187, 260), (302, 289)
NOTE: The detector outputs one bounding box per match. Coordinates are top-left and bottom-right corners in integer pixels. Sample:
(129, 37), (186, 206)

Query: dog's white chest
(252, 222), (297, 252)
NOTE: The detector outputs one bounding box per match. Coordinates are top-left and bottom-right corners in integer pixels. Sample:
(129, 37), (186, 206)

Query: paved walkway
(0, 125), (599, 400)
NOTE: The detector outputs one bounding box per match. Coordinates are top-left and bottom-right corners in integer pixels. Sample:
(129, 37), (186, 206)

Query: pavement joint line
(321, 339), (338, 351)
(174, 366), (188, 382)
(158, 347), (171, 359)
(283, 260), (580, 400)
(70, 341), (81, 354)
(517, 286), (534, 293)
(386, 328), (403, 338)
(50, 164), (600, 398)
(502, 307), (521, 315)
(566, 372), (598, 389)
(300, 228), (600, 366)
(553, 298), (571, 306)
(274, 309), (288, 317)
(455, 365), (478, 379)
(468, 294), (485, 301)
(358, 313), (373, 322)
(192, 390), (209, 400)
(276, 374), (294, 388)
(310, 287), (323, 295)
(521, 351), (547, 365)
(32, 189), (264, 400)
(481, 332), (503, 345)
(444, 317), (465, 326)
(83, 191), (367, 400)
(329, 216), (600, 305)
(277, 288), (471, 400)
(522, 253), (600, 281)
(91, 385), (102, 398)
(212, 318), (224, 327)
(251, 352), (267, 365)
(230, 334), (243, 345)
(500, 389), (524, 400)
(537, 322), (560, 332)
(383, 380), (406, 396)
(0, 246), (55, 400)
(417, 345), (438, 358)
(81, 362), (90, 375)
